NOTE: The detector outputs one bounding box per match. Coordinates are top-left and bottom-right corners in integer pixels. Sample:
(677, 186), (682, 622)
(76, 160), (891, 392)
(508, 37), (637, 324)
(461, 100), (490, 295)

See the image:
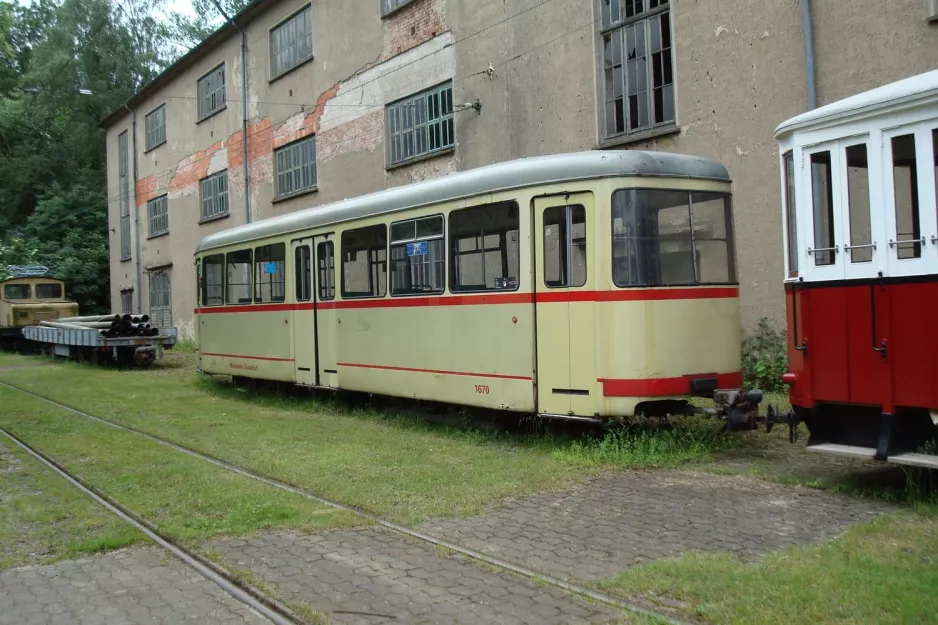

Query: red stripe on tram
(599, 371), (743, 397)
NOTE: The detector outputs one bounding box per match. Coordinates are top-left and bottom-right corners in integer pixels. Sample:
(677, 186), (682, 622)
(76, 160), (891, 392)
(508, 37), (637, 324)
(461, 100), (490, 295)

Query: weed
(742, 317), (789, 392)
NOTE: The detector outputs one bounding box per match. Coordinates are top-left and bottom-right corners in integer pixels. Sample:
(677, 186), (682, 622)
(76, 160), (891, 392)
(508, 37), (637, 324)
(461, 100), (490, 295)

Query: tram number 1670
(474, 384), (490, 395)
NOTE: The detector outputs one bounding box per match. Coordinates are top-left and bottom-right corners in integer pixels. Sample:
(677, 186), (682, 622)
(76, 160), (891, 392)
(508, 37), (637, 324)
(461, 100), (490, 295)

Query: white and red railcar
(775, 70), (938, 468)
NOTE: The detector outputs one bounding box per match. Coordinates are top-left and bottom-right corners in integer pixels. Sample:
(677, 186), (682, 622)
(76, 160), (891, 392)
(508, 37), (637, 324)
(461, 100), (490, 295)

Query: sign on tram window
(390, 216), (444, 296)
(449, 202), (520, 292)
(254, 243), (286, 303)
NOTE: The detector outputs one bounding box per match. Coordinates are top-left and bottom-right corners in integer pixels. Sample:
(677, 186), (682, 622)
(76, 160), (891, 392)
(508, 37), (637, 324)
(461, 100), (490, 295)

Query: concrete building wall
(105, 0), (938, 339)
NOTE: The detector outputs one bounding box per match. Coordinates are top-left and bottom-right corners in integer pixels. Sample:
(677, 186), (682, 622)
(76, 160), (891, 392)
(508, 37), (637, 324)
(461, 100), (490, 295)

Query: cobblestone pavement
(0, 547), (270, 625)
(419, 470), (898, 581)
(206, 529), (620, 625)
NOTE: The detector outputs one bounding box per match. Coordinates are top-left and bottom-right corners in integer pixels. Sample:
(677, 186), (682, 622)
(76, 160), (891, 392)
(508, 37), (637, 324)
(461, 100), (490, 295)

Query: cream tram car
(194, 151), (744, 421)
(775, 70), (938, 466)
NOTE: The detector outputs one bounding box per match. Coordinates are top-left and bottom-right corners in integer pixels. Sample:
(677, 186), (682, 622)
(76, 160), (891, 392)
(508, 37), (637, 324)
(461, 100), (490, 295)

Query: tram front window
(612, 189), (736, 287)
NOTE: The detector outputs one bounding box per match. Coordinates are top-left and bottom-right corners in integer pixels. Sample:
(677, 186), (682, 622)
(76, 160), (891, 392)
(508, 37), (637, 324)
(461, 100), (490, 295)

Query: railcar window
(612, 189), (736, 287)
(390, 215), (444, 295)
(202, 254), (224, 306)
(295, 245), (311, 302)
(891, 134), (922, 259)
(226, 250), (253, 305)
(845, 144), (873, 263)
(36, 283), (63, 299)
(543, 205), (587, 288)
(254, 244), (286, 303)
(810, 151), (836, 266)
(121, 290), (133, 314)
(318, 242), (335, 300)
(449, 201), (520, 292)
(3, 284), (30, 299)
(342, 225), (387, 298)
(783, 152), (798, 276)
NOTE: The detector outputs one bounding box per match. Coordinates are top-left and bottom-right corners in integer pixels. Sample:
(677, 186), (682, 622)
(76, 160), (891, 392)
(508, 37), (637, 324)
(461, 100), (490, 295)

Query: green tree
(167, 0), (249, 50)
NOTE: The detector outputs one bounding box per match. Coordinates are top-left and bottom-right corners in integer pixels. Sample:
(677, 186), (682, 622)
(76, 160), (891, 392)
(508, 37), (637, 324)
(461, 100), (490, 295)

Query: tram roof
(775, 69), (938, 139)
(195, 150), (729, 253)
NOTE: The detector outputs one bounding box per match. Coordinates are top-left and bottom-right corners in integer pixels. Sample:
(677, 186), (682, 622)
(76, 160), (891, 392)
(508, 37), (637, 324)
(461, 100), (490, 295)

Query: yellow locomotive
(0, 266), (78, 349)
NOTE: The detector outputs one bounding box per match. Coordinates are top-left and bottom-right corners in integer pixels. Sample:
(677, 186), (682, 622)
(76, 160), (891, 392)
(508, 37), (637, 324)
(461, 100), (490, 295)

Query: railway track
(0, 380), (689, 625)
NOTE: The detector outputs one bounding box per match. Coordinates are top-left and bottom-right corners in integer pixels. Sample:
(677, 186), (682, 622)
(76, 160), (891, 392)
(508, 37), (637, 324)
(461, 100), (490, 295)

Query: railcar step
(807, 443), (938, 469)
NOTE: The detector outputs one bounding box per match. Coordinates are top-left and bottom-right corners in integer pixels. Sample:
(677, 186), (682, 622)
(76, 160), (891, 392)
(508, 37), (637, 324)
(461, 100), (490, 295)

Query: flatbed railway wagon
(774, 69), (938, 468)
(195, 150), (760, 423)
(1, 267), (177, 366)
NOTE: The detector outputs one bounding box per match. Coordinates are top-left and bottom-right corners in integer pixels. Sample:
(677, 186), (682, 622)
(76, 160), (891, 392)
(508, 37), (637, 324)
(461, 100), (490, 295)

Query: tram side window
(810, 151), (836, 266)
(342, 225), (387, 298)
(295, 245), (311, 302)
(612, 189), (736, 287)
(892, 134), (921, 259)
(543, 205), (587, 288)
(390, 215), (444, 295)
(254, 243), (286, 303)
(783, 152), (798, 276)
(226, 249), (253, 305)
(202, 254), (224, 306)
(845, 144), (873, 263)
(449, 201), (520, 292)
(318, 242), (335, 300)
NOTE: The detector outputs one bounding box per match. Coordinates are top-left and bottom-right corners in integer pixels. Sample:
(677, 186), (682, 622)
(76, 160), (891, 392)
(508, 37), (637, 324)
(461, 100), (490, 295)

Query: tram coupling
(691, 388), (764, 432)
(764, 405), (804, 443)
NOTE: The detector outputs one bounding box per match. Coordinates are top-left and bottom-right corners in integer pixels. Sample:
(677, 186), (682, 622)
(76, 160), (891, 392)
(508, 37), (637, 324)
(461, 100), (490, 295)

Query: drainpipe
(801, 0), (817, 109)
(123, 103), (143, 314)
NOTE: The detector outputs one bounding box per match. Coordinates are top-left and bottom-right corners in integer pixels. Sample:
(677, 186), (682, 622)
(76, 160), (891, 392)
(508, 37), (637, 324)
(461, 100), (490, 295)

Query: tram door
(291, 236), (338, 388)
(533, 193), (597, 417)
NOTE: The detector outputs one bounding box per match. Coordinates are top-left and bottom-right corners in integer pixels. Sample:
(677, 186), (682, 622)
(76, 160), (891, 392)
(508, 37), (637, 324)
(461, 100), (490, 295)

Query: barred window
(197, 64), (226, 121)
(202, 254), (224, 306)
(270, 5), (313, 78)
(226, 249), (252, 305)
(121, 290), (133, 314)
(118, 131), (131, 260)
(200, 171), (229, 221)
(387, 82), (454, 167)
(147, 195), (168, 237)
(145, 104), (166, 150)
(341, 225), (387, 298)
(148, 271), (172, 329)
(390, 215), (444, 295)
(449, 202), (520, 292)
(600, 0), (674, 139)
(254, 243), (286, 303)
(318, 241), (335, 300)
(275, 136), (317, 199)
(382, 0), (416, 16)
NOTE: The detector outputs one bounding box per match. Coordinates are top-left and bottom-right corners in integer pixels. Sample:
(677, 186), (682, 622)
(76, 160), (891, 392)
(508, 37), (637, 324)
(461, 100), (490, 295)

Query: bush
(742, 317), (788, 392)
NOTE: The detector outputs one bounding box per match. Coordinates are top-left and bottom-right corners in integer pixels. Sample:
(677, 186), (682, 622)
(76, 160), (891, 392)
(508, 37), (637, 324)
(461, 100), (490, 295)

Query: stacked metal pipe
(40, 313), (162, 337)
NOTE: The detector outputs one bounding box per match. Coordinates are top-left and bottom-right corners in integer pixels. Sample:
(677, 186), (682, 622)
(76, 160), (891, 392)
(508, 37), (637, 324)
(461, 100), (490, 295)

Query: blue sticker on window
(264, 262), (278, 274)
(406, 241), (428, 256)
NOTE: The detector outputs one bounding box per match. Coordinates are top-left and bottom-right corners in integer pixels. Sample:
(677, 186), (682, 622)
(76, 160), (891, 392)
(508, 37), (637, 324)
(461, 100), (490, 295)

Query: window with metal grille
(118, 131), (131, 260)
(600, 0), (674, 139)
(390, 215), (444, 295)
(275, 136), (317, 199)
(449, 201), (520, 292)
(387, 82), (454, 167)
(197, 64), (226, 121)
(202, 254), (224, 306)
(341, 225), (387, 298)
(148, 271), (172, 329)
(121, 290), (133, 314)
(145, 104), (166, 151)
(254, 243), (286, 303)
(226, 249), (252, 305)
(295, 245), (311, 302)
(318, 241), (335, 300)
(147, 195), (169, 237)
(200, 170), (229, 221)
(270, 5), (313, 78)
(381, 0), (416, 16)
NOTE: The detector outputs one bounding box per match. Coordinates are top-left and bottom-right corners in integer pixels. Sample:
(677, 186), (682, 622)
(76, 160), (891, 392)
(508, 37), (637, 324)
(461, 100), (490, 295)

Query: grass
(0, 353), (743, 524)
(0, 436), (142, 569)
(0, 352), (45, 368)
(0, 388), (363, 543)
(597, 511), (938, 625)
